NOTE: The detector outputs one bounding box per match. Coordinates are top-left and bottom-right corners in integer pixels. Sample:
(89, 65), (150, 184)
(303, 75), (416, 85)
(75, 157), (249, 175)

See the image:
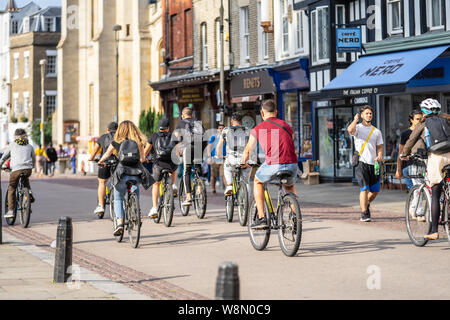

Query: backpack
(46, 147), (58, 162)
(154, 132), (174, 160)
(103, 132), (115, 152)
(118, 139), (140, 166)
(185, 120), (205, 144)
(425, 117), (450, 154)
(224, 126), (249, 156)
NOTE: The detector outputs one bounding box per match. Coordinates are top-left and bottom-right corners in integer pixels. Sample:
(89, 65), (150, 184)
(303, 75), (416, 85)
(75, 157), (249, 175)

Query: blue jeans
(71, 157), (76, 174)
(255, 163), (298, 186)
(114, 175), (141, 220)
(402, 166), (413, 190)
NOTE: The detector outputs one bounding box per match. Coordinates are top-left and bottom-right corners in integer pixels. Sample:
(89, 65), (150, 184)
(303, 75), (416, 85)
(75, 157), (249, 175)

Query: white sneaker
(148, 207), (158, 219)
(94, 205), (105, 215)
(224, 186), (233, 196)
(4, 210), (14, 219)
(172, 184), (178, 197)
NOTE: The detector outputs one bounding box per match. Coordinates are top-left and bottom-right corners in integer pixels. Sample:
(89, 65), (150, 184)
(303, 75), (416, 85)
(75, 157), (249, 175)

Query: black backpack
(154, 132), (174, 160)
(184, 120), (205, 144)
(224, 126), (249, 155)
(118, 139), (140, 166)
(46, 148), (58, 162)
(426, 117), (450, 154)
(103, 132), (115, 151)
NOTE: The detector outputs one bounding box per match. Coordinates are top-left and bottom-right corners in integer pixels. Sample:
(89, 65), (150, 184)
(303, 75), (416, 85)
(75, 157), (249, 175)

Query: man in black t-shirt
(173, 107), (206, 207)
(144, 118), (178, 219)
(89, 122), (118, 215)
(395, 110), (423, 190)
(45, 143), (58, 177)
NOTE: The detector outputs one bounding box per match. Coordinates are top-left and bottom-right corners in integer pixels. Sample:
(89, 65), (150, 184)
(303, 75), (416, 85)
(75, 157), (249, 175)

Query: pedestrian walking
(35, 144), (46, 179)
(347, 105), (384, 222)
(45, 143), (58, 177)
(70, 144), (77, 174)
(207, 124), (226, 194)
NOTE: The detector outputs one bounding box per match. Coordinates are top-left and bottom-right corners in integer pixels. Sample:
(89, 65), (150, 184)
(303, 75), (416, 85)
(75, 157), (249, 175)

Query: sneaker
(4, 210), (14, 219)
(360, 211), (371, 222)
(94, 205), (105, 215)
(148, 207), (158, 219)
(182, 200), (192, 207)
(114, 224), (124, 236)
(29, 192), (35, 204)
(224, 186), (233, 196)
(251, 217), (268, 229)
(172, 184), (178, 197)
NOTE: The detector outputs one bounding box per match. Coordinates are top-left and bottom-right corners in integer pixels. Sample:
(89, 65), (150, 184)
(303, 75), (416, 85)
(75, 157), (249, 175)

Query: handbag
(352, 126), (375, 167)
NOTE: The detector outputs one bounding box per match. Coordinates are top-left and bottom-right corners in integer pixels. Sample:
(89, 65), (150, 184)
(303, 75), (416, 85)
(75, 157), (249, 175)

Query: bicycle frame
(263, 183), (285, 230)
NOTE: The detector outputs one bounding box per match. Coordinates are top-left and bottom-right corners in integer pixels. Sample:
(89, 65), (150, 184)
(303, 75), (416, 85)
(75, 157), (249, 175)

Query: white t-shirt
(352, 124), (384, 165)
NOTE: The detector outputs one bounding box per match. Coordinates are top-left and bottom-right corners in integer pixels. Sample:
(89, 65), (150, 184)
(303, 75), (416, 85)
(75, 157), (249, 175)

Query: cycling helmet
(420, 98), (441, 115)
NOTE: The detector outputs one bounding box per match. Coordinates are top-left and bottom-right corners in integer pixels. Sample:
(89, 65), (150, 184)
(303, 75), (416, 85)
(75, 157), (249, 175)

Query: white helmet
(420, 98), (441, 115)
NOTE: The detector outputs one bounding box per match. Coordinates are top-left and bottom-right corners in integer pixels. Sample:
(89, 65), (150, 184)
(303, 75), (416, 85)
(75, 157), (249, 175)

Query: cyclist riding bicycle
(0, 128), (36, 219)
(173, 107), (206, 207)
(216, 112), (252, 196)
(402, 98), (450, 241)
(88, 121), (118, 216)
(145, 117), (179, 219)
(98, 121), (154, 236)
(241, 99), (299, 229)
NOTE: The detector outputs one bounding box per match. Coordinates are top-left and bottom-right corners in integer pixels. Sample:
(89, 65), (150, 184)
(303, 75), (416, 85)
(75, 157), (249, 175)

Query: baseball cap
(158, 118), (170, 129)
(108, 122), (118, 131)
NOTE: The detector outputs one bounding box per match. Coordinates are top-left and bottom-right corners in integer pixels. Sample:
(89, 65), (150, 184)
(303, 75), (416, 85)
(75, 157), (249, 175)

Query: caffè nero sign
(360, 58), (404, 78)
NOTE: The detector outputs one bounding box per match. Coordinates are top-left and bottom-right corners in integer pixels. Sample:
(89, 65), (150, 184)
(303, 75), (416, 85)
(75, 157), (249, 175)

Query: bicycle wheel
(442, 191), (450, 245)
(237, 182), (249, 227)
(18, 188), (31, 229)
(163, 184), (174, 227)
(153, 196), (163, 224)
(127, 192), (141, 249)
(110, 191), (123, 243)
(247, 199), (270, 251)
(225, 195), (234, 223)
(405, 184), (432, 247)
(194, 179), (207, 219)
(278, 193), (302, 257)
(178, 181), (190, 216)
(4, 190), (16, 226)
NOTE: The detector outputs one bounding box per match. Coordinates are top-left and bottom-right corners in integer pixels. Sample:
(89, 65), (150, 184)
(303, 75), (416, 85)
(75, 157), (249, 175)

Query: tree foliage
(139, 109), (163, 137)
(31, 116), (52, 146)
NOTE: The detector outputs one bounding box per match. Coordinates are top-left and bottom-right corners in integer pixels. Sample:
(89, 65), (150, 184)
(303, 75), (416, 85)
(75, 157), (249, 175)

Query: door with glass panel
(335, 107), (353, 178)
(317, 108), (334, 178)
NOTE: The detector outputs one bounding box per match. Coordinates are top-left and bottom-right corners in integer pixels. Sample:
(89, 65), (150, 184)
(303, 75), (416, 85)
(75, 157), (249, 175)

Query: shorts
(356, 162), (380, 193)
(152, 161), (178, 182)
(255, 162), (298, 186)
(98, 166), (111, 180)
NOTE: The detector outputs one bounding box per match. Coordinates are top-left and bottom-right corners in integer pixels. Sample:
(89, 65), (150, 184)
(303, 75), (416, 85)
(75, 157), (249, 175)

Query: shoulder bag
(352, 126), (375, 167)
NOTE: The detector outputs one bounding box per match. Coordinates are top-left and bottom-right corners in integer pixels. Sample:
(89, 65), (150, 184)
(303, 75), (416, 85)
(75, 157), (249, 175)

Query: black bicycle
(178, 164), (207, 219)
(225, 164), (249, 225)
(153, 169), (175, 227)
(247, 168), (302, 257)
(3, 169), (32, 228)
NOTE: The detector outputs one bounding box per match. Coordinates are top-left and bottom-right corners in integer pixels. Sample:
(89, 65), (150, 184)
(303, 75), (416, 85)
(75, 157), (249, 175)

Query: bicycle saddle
(276, 170), (294, 180)
(161, 169), (172, 174)
(126, 180), (138, 186)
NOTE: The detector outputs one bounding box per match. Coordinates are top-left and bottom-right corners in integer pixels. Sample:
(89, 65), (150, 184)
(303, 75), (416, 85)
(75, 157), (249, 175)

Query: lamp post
(40, 59), (46, 146)
(113, 24), (122, 123)
(219, 0), (225, 124)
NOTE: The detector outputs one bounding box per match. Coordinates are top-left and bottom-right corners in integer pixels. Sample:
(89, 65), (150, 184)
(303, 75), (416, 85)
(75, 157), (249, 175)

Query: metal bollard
(53, 217), (73, 283)
(215, 261), (239, 300)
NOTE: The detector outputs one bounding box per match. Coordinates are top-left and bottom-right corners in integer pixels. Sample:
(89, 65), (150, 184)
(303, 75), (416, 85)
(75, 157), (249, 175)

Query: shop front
(267, 58), (311, 163)
(315, 44), (450, 182)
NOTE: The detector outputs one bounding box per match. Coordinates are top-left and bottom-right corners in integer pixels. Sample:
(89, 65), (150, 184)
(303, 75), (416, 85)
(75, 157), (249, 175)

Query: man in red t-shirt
(241, 100), (298, 228)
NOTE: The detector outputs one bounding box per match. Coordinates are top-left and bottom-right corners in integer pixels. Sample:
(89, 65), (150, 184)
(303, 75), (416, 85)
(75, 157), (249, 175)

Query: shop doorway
(444, 95), (450, 114)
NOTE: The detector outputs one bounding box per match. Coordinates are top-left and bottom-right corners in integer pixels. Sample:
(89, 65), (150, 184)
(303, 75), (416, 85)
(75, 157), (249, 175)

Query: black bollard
(215, 261), (239, 300)
(53, 217), (73, 283)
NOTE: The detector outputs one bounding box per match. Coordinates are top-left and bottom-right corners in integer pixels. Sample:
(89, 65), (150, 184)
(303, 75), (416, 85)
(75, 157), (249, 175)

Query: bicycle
(178, 164), (207, 219)
(247, 167), (302, 257)
(404, 154), (450, 247)
(2, 168), (32, 229)
(153, 169), (175, 227)
(100, 160), (141, 248)
(225, 164), (249, 226)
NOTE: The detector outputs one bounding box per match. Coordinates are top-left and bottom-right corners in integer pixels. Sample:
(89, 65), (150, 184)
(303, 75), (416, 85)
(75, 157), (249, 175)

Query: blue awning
(321, 45), (450, 96)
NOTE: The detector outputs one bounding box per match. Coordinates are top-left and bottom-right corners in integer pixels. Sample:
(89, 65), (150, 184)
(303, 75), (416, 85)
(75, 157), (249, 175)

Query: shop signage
(178, 87), (204, 104)
(408, 57), (450, 88)
(243, 77), (261, 89)
(336, 28), (362, 53)
(231, 70), (275, 98)
(343, 87), (379, 96)
(360, 58), (405, 78)
(353, 97), (369, 104)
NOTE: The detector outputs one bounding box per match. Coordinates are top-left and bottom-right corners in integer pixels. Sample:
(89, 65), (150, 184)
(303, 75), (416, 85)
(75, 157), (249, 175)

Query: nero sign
(336, 28), (361, 53)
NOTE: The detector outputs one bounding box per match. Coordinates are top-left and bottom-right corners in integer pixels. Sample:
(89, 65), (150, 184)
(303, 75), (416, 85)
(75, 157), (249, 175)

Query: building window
(23, 93), (29, 118)
(257, 2), (269, 62)
(201, 23), (208, 70)
(23, 17), (30, 33)
(240, 6), (250, 64)
(46, 54), (57, 77)
(44, 17), (54, 32)
(13, 95), (19, 117)
(11, 20), (18, 34)
(281, 0), (289, 54)
(311, 7), (329, 65)
(336, 5), (345, 61)
(427, 0), (444, 29)
(46, 94), (57, 116)
(295, 10), (305, 53)
(24, 53), (29, 78)
(13, 56), (19, 80)
(387, 0), (402, 34)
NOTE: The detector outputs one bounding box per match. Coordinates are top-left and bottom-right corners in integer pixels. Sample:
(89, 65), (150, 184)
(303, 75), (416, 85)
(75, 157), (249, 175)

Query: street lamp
(40, 59), (46, 146)
(219, 0), (225, 124)
(113, 24), (122, 123)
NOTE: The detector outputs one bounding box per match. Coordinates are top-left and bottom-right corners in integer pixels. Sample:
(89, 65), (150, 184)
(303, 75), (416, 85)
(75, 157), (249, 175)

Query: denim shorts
(255, 163), (298, 186)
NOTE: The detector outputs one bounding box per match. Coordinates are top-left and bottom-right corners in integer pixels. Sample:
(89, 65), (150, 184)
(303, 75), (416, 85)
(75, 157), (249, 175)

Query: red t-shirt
(251, 117), (298, 165)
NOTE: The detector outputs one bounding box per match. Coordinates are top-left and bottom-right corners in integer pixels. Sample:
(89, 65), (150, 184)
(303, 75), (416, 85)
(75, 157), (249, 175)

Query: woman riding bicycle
(98, 121), (153, 236)
(402, 99), (450, 241)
